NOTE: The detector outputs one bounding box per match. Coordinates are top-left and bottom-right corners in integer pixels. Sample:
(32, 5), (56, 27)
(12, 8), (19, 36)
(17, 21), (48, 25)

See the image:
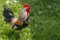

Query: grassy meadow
(0, 0), (60, 40)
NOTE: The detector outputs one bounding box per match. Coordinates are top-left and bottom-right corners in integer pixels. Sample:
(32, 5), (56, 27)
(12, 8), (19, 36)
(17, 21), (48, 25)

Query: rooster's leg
(19, 30), (22, 36)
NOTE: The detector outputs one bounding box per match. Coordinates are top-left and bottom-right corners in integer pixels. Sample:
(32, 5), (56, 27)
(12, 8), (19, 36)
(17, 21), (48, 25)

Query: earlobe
(27, 9), (30, 13)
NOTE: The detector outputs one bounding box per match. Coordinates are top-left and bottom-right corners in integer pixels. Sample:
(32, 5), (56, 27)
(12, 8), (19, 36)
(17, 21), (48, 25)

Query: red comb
(24, 3), (30, 9)
(24, 4), (30, 13)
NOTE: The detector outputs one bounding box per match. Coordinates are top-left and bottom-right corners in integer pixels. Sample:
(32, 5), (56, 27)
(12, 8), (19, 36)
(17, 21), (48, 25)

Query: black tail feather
(3, 5), (14, 23)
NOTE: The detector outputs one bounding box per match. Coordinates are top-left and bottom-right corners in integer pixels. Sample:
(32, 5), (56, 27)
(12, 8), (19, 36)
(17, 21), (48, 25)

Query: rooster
(3, 4), (30, 31)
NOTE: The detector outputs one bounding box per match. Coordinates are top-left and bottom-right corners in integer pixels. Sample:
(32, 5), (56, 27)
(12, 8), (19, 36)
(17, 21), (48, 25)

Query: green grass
(0, 0), (60, 40)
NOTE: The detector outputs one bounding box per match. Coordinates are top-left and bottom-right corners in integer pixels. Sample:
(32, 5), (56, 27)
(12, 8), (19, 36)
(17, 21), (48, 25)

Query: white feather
(19, 8), (28, 21)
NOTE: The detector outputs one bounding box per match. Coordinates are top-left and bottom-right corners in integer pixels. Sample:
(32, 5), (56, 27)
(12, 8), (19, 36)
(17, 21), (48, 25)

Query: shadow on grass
(2, 29), (20, 40)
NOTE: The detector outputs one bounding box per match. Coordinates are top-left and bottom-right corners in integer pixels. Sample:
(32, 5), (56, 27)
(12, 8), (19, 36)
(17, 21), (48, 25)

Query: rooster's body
(3, 4), (30, 31)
